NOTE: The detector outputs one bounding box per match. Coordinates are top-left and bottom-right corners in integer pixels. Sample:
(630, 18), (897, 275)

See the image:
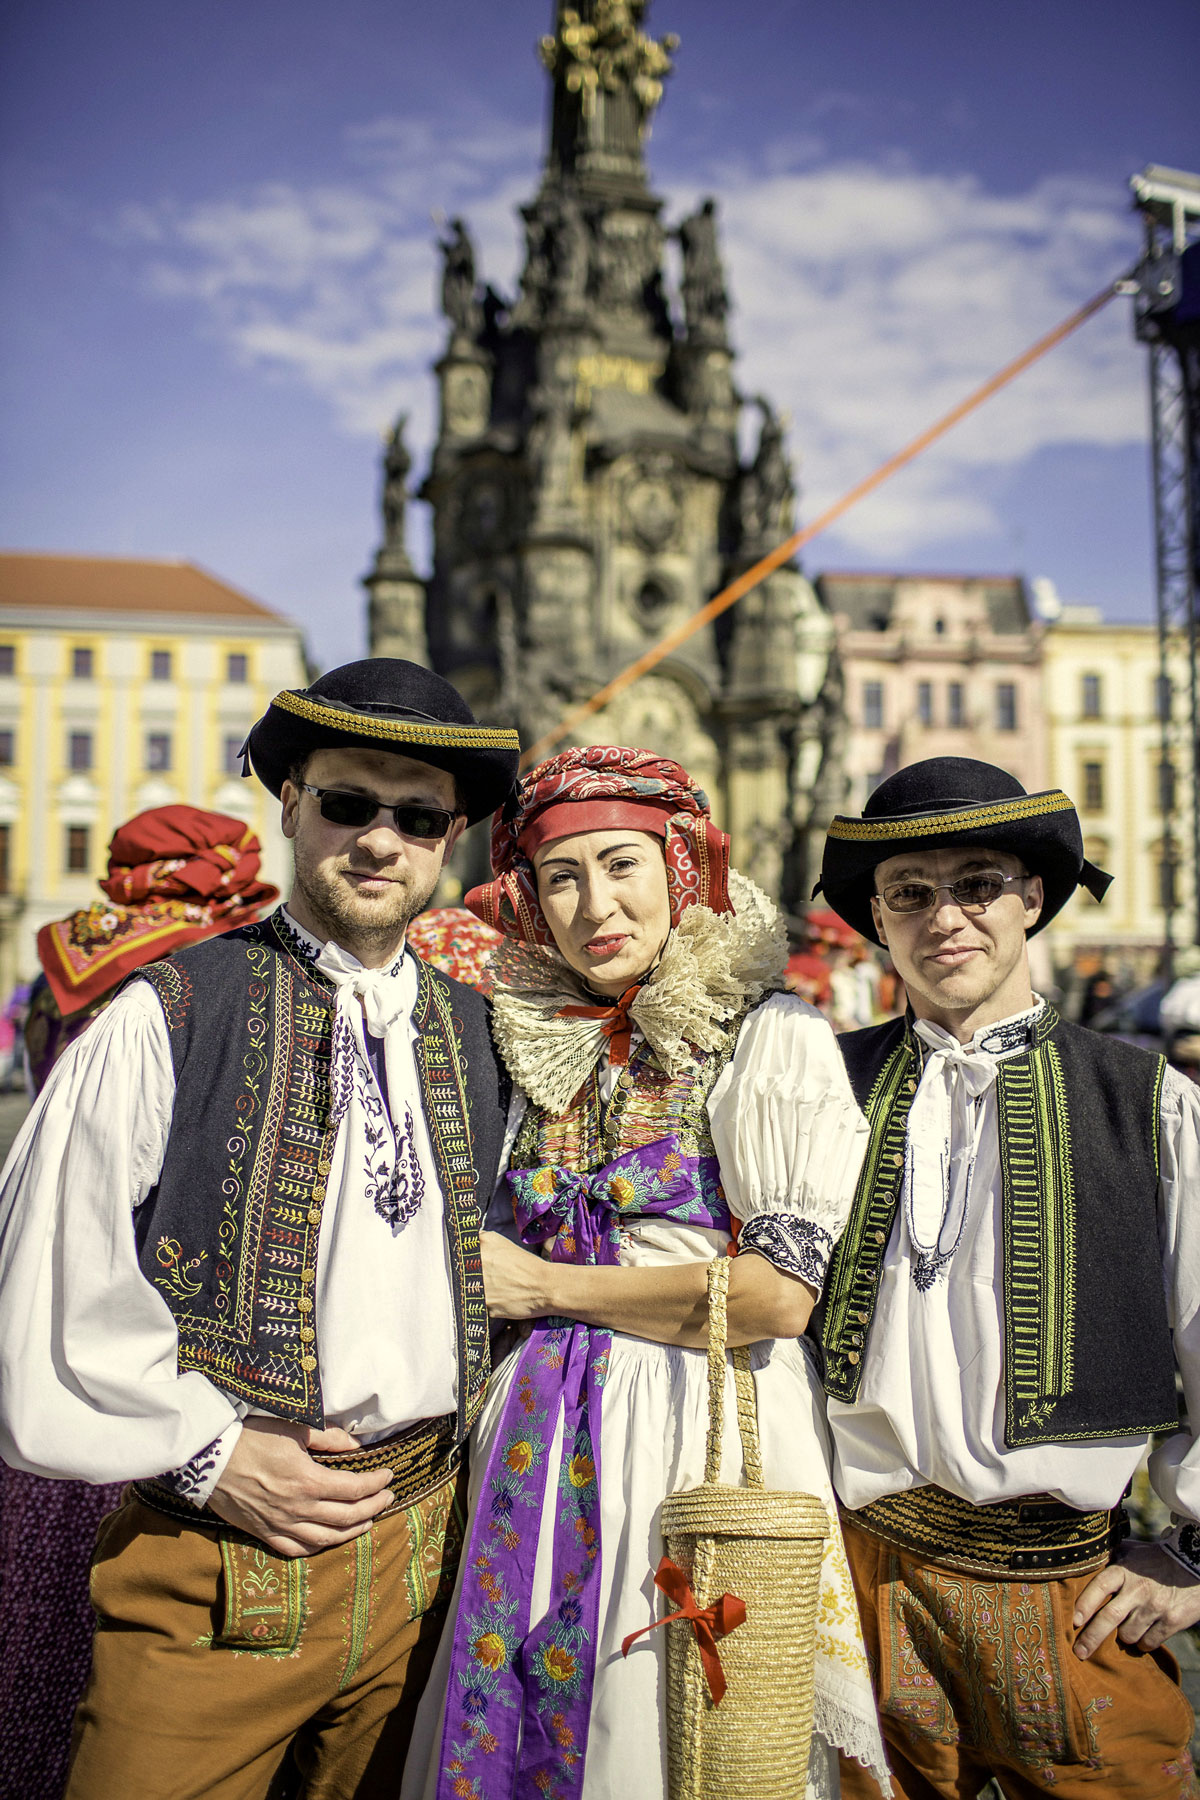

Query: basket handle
(704, 1254), (765, 1489)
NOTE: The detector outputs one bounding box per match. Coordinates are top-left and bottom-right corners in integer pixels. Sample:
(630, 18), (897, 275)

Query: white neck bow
(904, 1007), (1041, 1290)
(314, 937), (417, 1039)
(292, 927), (426, 1235)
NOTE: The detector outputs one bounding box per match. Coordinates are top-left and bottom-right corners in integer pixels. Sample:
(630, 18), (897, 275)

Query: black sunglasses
(299, 784), (458, 841)
(878, 871), (1028, 916)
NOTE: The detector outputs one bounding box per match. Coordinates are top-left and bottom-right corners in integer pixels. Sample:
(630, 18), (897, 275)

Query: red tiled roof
(0, 552), (286, 622)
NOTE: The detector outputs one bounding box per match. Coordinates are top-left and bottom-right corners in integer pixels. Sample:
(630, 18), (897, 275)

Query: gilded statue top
(540, 1), (678, 130)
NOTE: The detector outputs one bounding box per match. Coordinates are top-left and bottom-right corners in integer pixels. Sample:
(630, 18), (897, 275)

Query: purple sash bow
(435, 1138), (729, 1799)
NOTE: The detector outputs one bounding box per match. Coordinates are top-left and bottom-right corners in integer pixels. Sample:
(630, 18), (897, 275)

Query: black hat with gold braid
(814, 756), (1112, 945)
(243, 658), (520, 825)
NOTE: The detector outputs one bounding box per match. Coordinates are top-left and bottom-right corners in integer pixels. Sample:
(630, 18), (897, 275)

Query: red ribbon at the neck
(557, 984), (641, 1066)
(620, 1555), (747, 1706)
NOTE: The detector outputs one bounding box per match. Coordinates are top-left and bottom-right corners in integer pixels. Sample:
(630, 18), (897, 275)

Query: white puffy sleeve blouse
(706, 991), (870, 1292)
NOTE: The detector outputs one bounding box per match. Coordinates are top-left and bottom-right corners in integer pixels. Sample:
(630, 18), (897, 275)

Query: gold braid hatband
(270, 689), (521, 752)
(825, 791), (1076, 842)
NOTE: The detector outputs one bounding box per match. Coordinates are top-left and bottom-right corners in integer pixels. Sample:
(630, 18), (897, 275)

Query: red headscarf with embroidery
(37, 805), (279, 1018)
(465, 746), (731, 948)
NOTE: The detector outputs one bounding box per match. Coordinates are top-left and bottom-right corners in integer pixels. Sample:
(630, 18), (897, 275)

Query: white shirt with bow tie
(0, 909), (465, 1503)
(826, 1000), (1200, 1529)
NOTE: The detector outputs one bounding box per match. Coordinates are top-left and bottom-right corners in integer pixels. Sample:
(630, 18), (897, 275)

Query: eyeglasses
(299, 784), (458, 841)
(878, 871), (1028, 915)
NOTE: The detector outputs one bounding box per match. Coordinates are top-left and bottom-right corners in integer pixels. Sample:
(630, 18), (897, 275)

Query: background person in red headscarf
(402, 746), (889, 1800)
(26, 804), (277, 1094)
(1, 806), (278, 1800)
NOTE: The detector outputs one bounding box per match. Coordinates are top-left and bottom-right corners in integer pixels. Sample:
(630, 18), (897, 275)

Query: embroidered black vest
(130, 912), (508, 1438)
(813, 1006), (1176, 1447)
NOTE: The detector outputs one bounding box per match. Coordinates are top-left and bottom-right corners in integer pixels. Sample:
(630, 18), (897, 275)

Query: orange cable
(520, 275), (1124, 769)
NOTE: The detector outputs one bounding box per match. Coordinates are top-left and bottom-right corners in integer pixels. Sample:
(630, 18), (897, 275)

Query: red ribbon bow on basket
(556, 983), (641, 1066)
(620, 1555), (747, 1706)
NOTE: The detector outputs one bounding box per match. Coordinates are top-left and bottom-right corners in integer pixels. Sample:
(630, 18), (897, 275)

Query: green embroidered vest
(814, 1007), (1177, 1447)
(131, 912), (507, 1437)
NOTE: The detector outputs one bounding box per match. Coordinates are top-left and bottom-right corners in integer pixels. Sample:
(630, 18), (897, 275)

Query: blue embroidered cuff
(156, 1422), (241, 1509)
(737, 1214), (835, 1292)
(1163, 1521), (1200, 1580)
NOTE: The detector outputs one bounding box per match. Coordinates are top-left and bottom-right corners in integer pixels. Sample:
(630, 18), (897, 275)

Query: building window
(933, 617), (946, 636)
(68, 731), (93, 772)
(1082, 760), (1105, 812)
(947, 681), (965, 728)
(0, 823), (9, 895)
(65, 825), (89, 873)
(1157, 843), (1181, 913)
(864, 769), (885, 798)
(1159, 759), (1178, 815)
(995, 683), (1017, 731)
(72, 646), (94, 679)
(223, 734), (244, 776)
(226, 651), (249, 684)
(863, 681), (884, 730)
(917, 681), (933, 726)
(1081, 673), (1102, 719)
(150, 649), (172, 681)
(0, 646), (14, 677)
(146, 732), (172, 772)
(0, 730), (13, 767)
(1155, 674), (1173, 721)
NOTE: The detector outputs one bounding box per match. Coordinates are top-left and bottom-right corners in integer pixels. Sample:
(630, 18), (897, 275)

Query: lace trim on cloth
(490, 868), (787, 1114)
(738, 1214), (835, 1290)
(813, 1694), (894, 1795)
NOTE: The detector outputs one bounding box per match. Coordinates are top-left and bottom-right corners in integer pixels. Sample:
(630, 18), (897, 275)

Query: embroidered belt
(135, 1410), (463, 1534)
(843, 1483), (1129, 1580)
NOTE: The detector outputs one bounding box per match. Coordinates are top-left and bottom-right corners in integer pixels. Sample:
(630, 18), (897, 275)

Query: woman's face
(533, 827), (672, 995)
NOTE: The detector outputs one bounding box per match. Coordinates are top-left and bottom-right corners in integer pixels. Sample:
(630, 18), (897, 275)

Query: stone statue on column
(678, 197), (727, 339)
(381, 415), (412, 553)
(741, 396), (795, 545)
(439, 217), (482, 340)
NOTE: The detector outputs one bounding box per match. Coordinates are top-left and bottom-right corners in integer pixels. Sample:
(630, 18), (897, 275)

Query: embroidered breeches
(64, 1472), (465, 1800)
(838, 1517), (1200, 1799)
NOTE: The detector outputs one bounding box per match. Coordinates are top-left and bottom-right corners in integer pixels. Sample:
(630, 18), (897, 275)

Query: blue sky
(2, 0), (1197, 669)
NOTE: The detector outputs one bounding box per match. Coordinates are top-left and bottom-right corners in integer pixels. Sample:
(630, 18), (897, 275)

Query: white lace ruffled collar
(490, 869), (787, 1114)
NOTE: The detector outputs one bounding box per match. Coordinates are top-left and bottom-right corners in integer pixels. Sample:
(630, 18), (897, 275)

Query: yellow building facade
(1041, 605), (1191, 975)
(0, 553), (309, 995)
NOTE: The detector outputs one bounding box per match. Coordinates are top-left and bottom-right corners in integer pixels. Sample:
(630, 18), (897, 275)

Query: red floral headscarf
(465, 746), (731, 947)
(37, 805), (279, 1017)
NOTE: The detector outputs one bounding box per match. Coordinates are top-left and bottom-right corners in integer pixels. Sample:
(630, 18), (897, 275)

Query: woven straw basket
(658, 1254), (829, 1799)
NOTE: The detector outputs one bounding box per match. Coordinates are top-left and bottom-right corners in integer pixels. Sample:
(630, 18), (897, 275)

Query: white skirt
(401, 1316), (887, 1799)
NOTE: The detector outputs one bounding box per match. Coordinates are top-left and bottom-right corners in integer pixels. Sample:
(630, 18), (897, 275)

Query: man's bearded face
(281, 745), (464, 961)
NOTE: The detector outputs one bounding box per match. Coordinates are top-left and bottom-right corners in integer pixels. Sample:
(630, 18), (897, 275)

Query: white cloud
(109, 122), (1146, 559)
(691, 161), (1142, 553)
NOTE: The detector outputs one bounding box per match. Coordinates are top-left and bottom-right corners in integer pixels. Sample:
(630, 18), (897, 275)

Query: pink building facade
(816, 573), (1048, 813)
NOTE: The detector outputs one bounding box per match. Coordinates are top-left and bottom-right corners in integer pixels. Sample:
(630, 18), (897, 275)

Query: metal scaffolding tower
(1128, 166), (1200, 963)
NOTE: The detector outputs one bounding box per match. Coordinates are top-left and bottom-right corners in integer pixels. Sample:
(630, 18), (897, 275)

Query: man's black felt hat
(243, 659), (520, 826)
(814, 756), (1112, 945)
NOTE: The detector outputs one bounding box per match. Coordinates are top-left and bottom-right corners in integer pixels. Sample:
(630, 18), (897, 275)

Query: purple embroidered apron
(435, 1136), (730, 1800)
